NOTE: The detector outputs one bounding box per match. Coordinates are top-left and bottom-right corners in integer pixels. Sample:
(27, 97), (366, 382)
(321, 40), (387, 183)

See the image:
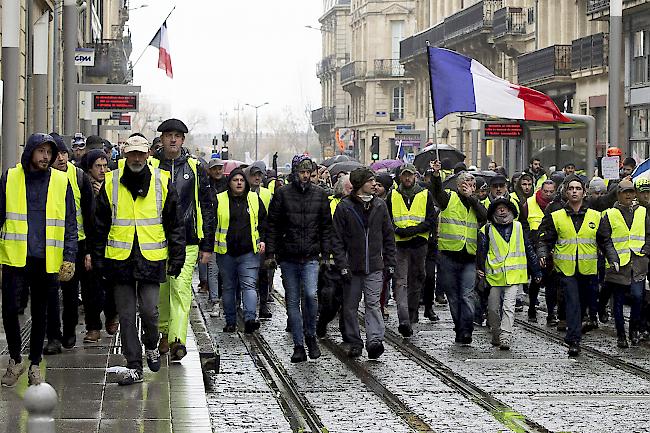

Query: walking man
(332, 167), (396, 358)
(266, 155), (332, 363)
(1, 133), (78, 387)
(93, 136), (185, 385)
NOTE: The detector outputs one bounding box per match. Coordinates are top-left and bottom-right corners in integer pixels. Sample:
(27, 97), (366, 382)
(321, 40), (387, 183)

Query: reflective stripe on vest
(214, 191), (260, 254)
(391, 189), (429, 242)
(605, 206), (647, 267)
(258, 186), (272, 211)
(105, 167), (169, 261)
(0, 165), (68, 273)
(481, 221), (528, 286)
(527, 195), (544, 231)
(438, 191), (478, 255)
(551, 208), (600, 276)
(66, 162), (86, 241)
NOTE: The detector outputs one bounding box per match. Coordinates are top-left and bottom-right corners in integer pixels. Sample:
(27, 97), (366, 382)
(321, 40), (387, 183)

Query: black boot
(259, 303), (272, 319)
(291, 345), (307, 363)
(398, 324), (413, 338)
(568, 342), (581, 357)
(305, 336), (321, 359)
(43, 339), (62, 355)
(244, 320), (261, 334)
(424, 307), (439, 322)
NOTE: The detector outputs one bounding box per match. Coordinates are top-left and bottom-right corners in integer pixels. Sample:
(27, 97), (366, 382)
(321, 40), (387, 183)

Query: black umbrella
(322, 154), (356, 167)
(442, 170), (497, 191)
(328, 160), (362, 176)
(414, 143), (466, 173)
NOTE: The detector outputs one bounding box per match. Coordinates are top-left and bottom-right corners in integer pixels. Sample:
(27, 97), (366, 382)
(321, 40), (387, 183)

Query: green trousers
(159, 244), (199, 345)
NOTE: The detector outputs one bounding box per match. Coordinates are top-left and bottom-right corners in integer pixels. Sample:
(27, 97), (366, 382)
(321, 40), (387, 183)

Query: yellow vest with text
(257, 186), (272, 211)
(149, 156), (204, 240)
(551, 208), (600, 276)
(481, 221), (529, 286)
(391, 189), (429, 242)
(214, 191), (260, 254)
(438, 191), (478, 254)
(66, 162), (86, 241)
(527, 195), (544, 231)
(0, 165), (68, 273)
(104, 167), (169, 261)
(605, 206), (647, 267)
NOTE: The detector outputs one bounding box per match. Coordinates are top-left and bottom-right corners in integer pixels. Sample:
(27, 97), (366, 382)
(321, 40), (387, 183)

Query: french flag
(632, 158), (650, 181)
(149, 22), (173, 79)
(428, 47), (571, 123)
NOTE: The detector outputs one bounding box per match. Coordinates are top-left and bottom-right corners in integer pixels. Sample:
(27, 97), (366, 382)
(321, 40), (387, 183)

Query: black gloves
(340, 268), (351, 284)
(167, 263), (183, 278)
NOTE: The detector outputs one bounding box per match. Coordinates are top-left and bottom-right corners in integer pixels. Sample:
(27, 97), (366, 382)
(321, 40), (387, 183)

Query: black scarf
(120, 164), (151, 199)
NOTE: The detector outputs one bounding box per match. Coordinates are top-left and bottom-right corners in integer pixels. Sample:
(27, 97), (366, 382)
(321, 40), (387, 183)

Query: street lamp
(305, 25), (333, 33)
(245, 102), (269, 160)
(128, 4), (149, 11)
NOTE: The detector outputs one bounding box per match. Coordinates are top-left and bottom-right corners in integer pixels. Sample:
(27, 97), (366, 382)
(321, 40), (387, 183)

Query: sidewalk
(0, 299), (212, 433)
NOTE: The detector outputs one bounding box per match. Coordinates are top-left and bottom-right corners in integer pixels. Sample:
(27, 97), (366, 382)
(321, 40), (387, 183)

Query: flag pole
(425, 41), (440, 161)
(130, 5), (177, 71)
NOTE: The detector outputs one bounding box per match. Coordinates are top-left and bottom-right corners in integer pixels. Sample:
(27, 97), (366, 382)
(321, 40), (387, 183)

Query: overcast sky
(128, 0), (323, 133)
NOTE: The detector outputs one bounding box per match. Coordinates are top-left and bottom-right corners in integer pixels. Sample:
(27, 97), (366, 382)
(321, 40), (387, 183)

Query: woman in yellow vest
(597, 180), (650, 348)
(477, 198), (542, 350)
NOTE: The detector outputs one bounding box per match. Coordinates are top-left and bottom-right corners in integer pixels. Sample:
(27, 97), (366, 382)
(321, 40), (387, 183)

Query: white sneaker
(1, 359), (26, 388)
(209, 302), (221, 318)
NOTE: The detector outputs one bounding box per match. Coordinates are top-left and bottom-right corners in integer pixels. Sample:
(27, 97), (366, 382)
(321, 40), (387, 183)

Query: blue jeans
(612, 280), (645, 337)
(207, 252), (220, 302)
(217, 252), (260, 325)
(280, 260), (319, 347)
(438, 253), (476, 337)
(198, 262), (207, 283)
(561, 273), (596, 345)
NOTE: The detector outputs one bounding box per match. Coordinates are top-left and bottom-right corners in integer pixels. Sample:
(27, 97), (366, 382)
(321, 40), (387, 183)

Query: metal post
(24, 382), (58, 433)
(63, 0), (79, 137)
(33, 12), (50, 133)
(609, 0), (623, 152)
(470, 119), (479, 167)
(2, 0), (21, 171)
(554, 124), (561, 171)
(53, 0), (60, 132)
(255, 108), (259, 160)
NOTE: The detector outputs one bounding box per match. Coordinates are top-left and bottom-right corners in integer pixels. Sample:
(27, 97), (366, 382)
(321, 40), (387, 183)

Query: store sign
(92, 93), (138, 112)
(74, 48), (95, 66)
(484, 122), (524, 139)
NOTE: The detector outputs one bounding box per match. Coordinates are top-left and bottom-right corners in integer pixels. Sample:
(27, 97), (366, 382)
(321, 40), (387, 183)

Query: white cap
(123, 135), (150, 153)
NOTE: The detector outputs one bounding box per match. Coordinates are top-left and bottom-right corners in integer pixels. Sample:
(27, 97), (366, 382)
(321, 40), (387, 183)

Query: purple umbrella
(371, 159), (404, 171)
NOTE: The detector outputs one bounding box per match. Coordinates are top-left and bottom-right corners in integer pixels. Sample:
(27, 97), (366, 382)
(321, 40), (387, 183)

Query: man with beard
(525, 157), (547, 191)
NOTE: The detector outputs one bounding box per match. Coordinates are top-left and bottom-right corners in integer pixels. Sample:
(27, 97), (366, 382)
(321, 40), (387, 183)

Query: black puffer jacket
(153, 148), (214, 252)
(266, 177), (332, 262)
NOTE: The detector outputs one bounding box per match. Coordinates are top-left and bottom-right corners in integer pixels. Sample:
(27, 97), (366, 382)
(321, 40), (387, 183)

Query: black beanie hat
(82, 149), (108, 172)
(375, 173), (393, 191)
(350, 167), (375, 191)
(49, 132), (70, 155)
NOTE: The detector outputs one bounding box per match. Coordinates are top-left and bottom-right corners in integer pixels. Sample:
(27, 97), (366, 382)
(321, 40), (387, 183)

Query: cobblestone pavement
(200, 271), (650, 433)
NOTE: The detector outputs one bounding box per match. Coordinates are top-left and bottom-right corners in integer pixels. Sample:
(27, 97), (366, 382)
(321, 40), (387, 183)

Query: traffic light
(222, 131), (229, 143)
(221, 146), (229, 160)
(370, 134), (380, 161)
(212, 137), (218, 153)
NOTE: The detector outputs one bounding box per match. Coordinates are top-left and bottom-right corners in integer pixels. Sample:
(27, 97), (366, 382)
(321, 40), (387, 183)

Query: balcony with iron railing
(517, 45), (572, 86)
(372, 59), (405, 78)
(341, 61), (367, 84)
(587, 0), (649, 17)
(311, 107), (336, 127)
(571, 33), (607, 72)
(400, 22), (445, 62)
(445, 0), (502, 42)
(317, 55), (335, 77)
(492, 7), (526, 38)
(632, 56), (650, 85)
(587, 0), (610, 13)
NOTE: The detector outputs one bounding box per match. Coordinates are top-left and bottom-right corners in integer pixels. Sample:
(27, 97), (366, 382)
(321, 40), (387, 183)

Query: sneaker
(43, 339), (62, 355)
(208, 302), (221, 318)
(499, 337), (511, 350)
(491, 336), (500, 347)
(435, 294), (447, 305)
(169, 342), (187, 362)
(598, 309), (610, 324)
(158, 334), (169, 354)
(527, 309), (537, 323)
(630, 331), (640, 347)
(105, 318), (119, 335)
(118, 368), (143, 386)
(223, 324), (237, 333)
(259, 303), (272, 319)
(197, 281), (209, 293)
(366, 342), (384, 360)
(305, 336), (321, 359)
(27, 365), (42, 386)
(83, 330), (101, 343)
(424, 308), (440, 322)
(347, 345), (362, 358)
(382, 311), (389, 321)
(1, 360), (25, 388)
(398, 324), (413, 338)
(515, 299), (524, 312)
(460, 335), (472, 346)
(62, 335), (76, 349)
(546, 315), (559, 327)
(291, 346), (307, 363)
(568, 343), (581, 357)
(146, 348), (161, 372)
(617, 336), (629, 349)
(244, 320), (261, 334)
(557, 320), (567, 332)
(582, 320), (598, 333)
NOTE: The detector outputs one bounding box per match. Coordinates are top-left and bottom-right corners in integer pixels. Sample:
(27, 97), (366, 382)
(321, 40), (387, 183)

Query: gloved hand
(612, 262), (620, 273)
(167, 263), (182, 278)
(394, 227), (406, 237)
(264, 254), (277, 270)
(58, 261), (76, 282)
(340, 268), (351, 284)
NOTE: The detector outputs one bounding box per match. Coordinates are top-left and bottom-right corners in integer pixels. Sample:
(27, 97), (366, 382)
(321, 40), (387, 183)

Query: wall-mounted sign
(92, 93), (138, 112)
(484, 122), (524, 139)
(119, 114), (131, 126)
(74, 48), (95, 66)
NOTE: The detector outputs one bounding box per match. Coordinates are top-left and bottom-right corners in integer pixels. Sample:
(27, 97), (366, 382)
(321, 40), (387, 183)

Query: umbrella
(328, 160), (362, 176)
(414, 143), (466, 173)
(532, 144), (585, 171)
(322, 154), (355, 167)
(442, 170), (497, 191)
(371, 159), (404, 171)
(222, 160), (246, 176)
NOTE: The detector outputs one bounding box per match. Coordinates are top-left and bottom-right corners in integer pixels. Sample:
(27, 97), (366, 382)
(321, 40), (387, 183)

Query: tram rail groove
(236, 315), (328, 433)
(515, 318), (650, 382)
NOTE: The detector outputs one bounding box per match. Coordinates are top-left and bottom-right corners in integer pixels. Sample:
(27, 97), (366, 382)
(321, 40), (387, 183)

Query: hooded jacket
(153, 147), (215, 252)
(0, 136), (78, 263)
(214, 167), (267, 257)
(92, 163), (186, 283)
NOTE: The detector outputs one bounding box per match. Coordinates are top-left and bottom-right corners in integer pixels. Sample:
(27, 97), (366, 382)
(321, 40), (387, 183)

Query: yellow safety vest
(551, 208), (600, 276)
(66, 162), (85, 241)
(441, 169), (453, 182)
(481, 221), (529, 286)
(329, 195), (342, 217)
(534, 173), (548, 191)
(104, 167), (169, 261)
(257, 186), (272, 211)
(392, 190), (429, 242)
(527, 195), (544, 231)
(214, 191), (260, 254)
(0, 165), (68, 273)
(438, 191), (479, 255)
(605, 206), (647, 267)
(268, 179), (276, 194)
(149, 156), (204, 240)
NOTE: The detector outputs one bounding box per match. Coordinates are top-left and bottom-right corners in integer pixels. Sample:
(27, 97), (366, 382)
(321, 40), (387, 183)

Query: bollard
(24, 383), (58, 433)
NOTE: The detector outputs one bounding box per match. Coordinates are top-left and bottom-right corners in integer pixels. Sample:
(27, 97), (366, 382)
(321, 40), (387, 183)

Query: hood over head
(227, 167), (250, 194)
(22, 133), (58, 171)
(487, 197), (518, 221)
